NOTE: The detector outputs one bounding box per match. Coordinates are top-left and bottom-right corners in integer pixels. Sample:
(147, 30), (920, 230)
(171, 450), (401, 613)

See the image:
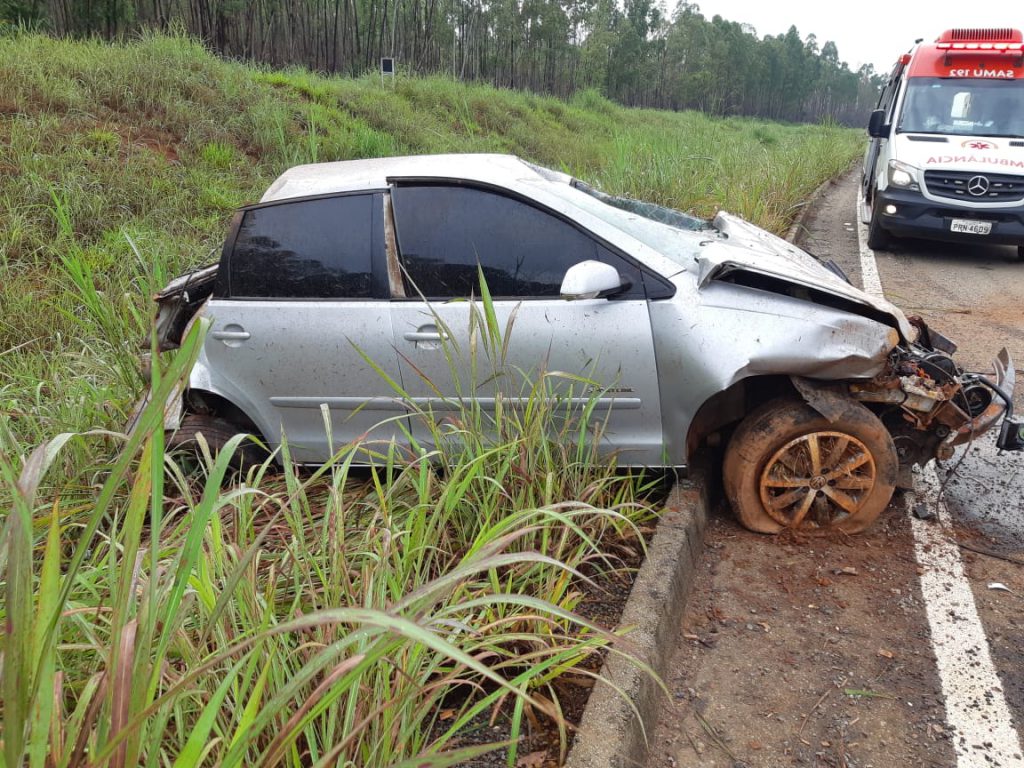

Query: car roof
(260, 153), (570, 202)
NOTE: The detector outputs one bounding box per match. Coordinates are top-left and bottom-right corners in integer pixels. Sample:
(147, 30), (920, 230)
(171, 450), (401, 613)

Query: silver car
(146, 154), (1020, 533)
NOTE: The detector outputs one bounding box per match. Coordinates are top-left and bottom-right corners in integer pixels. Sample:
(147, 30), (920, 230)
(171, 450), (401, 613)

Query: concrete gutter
(565, 471), (709, 768)
(784, 162), (857, 244)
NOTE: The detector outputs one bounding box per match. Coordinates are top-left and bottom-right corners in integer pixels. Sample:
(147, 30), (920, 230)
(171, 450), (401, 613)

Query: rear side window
(226, 194), (381, 299)
(391, 185), (645, 299)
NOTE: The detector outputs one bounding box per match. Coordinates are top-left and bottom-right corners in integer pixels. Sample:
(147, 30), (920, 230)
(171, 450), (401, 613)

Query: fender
(125, 370), (269, 443)
(790, 376), (852, 424)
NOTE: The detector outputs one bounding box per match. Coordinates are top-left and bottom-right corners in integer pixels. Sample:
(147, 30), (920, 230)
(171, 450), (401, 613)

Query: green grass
(2, 293), (659, 766)
(0, 29), (863, 766)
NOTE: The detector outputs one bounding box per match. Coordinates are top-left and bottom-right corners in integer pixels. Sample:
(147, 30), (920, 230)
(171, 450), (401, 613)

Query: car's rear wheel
(166, 414), (268, 475)
(1017, 244), (1024, 261)
(723, 399), (897, 534)
(866, 197), (890, 251)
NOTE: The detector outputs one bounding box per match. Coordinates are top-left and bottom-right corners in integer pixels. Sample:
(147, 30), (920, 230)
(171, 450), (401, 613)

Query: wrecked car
(141, 154), (1021, 533)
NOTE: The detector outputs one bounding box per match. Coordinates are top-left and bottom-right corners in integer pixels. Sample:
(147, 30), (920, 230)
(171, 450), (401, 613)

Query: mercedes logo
(967, 175), (990, 196)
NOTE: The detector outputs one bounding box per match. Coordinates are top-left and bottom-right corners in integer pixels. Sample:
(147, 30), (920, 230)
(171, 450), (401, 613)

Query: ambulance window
(878, 74), (903, 120)
(877, 81), (894, 111)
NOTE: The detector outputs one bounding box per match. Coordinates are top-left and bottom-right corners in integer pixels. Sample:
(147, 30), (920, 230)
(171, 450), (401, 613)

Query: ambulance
(862, 28), (1024, 260)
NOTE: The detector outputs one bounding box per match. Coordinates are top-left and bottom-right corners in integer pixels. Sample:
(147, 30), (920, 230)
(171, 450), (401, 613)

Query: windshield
(898, 77), (1024, 138)
(571, 180), (710, 232)
(552, 181), (713, 268)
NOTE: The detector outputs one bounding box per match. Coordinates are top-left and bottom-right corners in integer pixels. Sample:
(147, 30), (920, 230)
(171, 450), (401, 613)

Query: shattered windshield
(571, 180), (710, 232)
(554, 179), (714, 267)
(898, 77), (1024, 137)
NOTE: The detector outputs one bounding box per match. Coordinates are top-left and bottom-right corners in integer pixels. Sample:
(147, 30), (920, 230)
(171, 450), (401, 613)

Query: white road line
(857, 190), (1024, 767)
(855, 194), (885, 299)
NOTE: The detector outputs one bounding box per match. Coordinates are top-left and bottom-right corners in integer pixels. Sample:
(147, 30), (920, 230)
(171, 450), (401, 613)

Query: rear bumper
(875, 188), (1024, 246)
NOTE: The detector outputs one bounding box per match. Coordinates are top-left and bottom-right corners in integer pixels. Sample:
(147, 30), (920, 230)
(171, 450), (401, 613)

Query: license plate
(950, 218), (993, 235)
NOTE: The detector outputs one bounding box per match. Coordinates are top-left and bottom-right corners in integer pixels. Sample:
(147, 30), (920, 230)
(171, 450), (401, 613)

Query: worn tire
(723, 398), (897, 535)
(166, 414), (268, 475)
(866, 197), (890, 251)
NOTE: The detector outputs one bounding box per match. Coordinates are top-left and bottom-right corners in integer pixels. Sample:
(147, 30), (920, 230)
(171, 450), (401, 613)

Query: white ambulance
(862, 28), (1024, 260)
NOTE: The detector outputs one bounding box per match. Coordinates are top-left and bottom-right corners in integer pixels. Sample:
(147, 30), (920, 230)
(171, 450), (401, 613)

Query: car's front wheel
(723, 399), (897, 534)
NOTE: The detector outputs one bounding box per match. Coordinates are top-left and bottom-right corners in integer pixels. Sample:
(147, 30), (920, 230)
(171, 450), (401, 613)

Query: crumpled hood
(892, 133), (1024, 175)
(697, 212), (914, 340)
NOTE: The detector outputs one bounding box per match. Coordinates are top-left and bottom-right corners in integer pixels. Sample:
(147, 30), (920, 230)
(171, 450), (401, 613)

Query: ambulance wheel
(866, 199), (890, 251)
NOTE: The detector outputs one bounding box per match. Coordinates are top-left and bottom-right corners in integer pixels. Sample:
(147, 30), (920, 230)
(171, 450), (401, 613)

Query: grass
(2, 292), (659, 766)
(0, 29), (864, 765)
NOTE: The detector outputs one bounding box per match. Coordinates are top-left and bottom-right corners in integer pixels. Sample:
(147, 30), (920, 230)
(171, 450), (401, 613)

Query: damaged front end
(699, 216), (1021, 466)
(841, 319), (1019, 470)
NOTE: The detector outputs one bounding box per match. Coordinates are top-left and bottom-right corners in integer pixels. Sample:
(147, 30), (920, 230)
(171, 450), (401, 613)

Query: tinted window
(228, 194), (380, 298)
(391, 185), (644, 299)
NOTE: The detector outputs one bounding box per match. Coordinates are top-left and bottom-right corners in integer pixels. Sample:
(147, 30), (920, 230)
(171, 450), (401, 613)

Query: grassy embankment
(0, 32), (864, 766)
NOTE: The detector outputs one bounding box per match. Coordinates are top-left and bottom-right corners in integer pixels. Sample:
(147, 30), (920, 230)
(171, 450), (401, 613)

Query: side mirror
(560, 260), (628, 300)
(867, 109), (889, 139)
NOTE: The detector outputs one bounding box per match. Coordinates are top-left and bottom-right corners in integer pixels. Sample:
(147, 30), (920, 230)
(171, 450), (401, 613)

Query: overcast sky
(687, 0), (1020, 74)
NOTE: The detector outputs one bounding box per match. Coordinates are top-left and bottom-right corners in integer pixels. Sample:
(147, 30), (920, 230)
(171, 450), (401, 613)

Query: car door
(387, 183), (664, 466)
(201, 192), (406, 463)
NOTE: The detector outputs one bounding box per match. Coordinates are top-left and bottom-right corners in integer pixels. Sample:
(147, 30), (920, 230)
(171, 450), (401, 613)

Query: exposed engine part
(959, 383), (994, 417)
(849, 346), (962, 424)
(889, 422), (946, 467)
(847, 343), (1005, 464)
(899, 375), (944, 413)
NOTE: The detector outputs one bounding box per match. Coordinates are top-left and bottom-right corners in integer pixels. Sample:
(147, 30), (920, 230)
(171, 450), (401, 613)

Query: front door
(387, 183), (664, 466)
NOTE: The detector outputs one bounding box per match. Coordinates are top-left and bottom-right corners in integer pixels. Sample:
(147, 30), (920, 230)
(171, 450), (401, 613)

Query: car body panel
(197, 298), (405, 462)
(703, 213), (914, 340)
(390, 296), (664, 464)
(650, 274), (899, 465)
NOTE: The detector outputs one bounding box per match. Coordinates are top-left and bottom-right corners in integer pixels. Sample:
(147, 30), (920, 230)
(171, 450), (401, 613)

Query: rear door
(387, 183), (664, 466)
(201, 192), (405, 462)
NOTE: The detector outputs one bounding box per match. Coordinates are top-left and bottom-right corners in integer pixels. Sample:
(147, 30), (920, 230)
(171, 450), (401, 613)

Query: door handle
(211, 330), (251, 341)
(211, 325), (250, 347)
(403, 331), (448, 342)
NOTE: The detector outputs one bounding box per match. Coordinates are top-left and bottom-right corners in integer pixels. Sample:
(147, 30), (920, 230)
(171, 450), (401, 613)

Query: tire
(866, 197), (890, 251)
(166, 414), (268, 475)
(1017, 245), (1024, 261)
(723, 398), (897, 535)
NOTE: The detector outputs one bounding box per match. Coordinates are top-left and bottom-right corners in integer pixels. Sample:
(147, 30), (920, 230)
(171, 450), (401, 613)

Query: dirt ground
(647, 500), (955, 768)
